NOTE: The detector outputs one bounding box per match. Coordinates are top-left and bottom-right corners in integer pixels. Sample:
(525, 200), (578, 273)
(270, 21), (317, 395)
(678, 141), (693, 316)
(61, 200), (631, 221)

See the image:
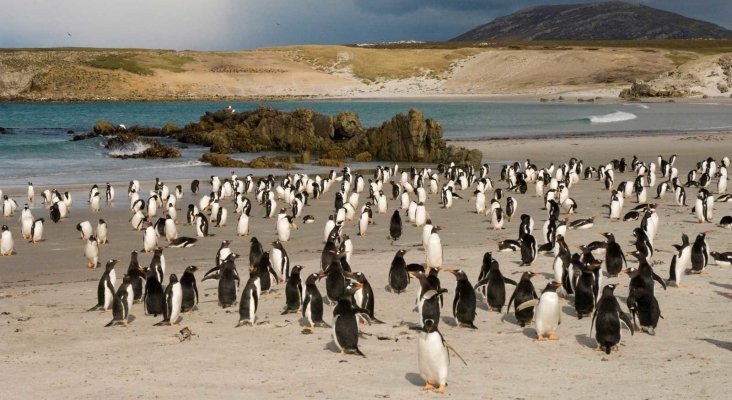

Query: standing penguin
(669, 234), (691, 287)
(426, 226), (443, 269)
(106, 276), (132, 327)
(282, 265), (304, 315)
(332, 282), (366, 357)
(415, 318), (467, 394)
(236, 270), (261, 327)
(626, 285), (662, 335)
(237, 213), (250, 236)
(87, 259), (119, 311)
(143, 224), (157, 253)
(218, 254), (241, 308)
(389, 249), (410, 294)
(520, 234), (537, 266)
(143, 266), (165, 316)
(30, 218), (44, 243)
(302, 272), (328, 329)
(574, 262), (600, 319)
(96, 219), (108, 245)
(156, 274), (182, 326)
(195, 213), (210, 237)
(249, 237), (265, 269)
(389, 210), (402, 241)
(690, 232), (710, 274)
(84, 236), (100, 269)
(180, 266), (199, 312)
(534, 281), (562, 341)
(473, 262), (517, 312)
(126, 251), (145, 303)
(346, 271), (382, 323)
(164, 214), (177, 242)
(507, 271), (539, 327)
(447, 269), (477, 329)
(602, 232), (626, 277)
(591, 284), (634, 354)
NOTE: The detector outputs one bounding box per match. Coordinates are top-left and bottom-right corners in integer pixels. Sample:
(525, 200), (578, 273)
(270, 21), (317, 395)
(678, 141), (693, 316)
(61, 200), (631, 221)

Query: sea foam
(588, 111), (637, 124)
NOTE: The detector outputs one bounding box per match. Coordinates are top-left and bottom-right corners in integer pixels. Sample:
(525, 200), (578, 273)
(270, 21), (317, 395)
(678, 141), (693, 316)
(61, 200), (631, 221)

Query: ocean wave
(587, 111), (637, 124)
(107, 140), (151, 157)
(623, 103), (649, 109)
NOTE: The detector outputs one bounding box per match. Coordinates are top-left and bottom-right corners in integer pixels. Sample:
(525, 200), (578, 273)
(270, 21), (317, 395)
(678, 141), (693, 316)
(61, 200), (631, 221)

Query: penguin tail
(105, 320), (115, 327)
(154, 320), (170, 327)
(87, 304), (102, 312)
(371, 316), (385, 324)
(466, 322), (478, 329)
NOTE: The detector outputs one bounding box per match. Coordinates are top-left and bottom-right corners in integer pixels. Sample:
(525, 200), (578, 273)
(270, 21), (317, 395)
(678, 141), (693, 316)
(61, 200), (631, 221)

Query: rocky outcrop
(175, 107), (482, 165)
(200, 152), (246, 167)
(619, 81), (685, 99)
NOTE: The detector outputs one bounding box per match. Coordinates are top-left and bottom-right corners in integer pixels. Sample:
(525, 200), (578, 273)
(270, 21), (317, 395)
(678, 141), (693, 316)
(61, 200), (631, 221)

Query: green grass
(89, 54), (153, 75)
(665, 51), (698, 67)
(145, 54), (194, 72)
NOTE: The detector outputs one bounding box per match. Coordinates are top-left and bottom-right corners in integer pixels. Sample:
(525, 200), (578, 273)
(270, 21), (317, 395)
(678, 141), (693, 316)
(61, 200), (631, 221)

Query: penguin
(236, 270), (261, 327)
(282, 265), (304, 315)
(90, 192), (101, 213)
(346, 270), (382, 323)
(143, 267), (164, 317)
(623, 210), (640, 221)
(95, 219), (108, 245)
(711, 251), (732, 267)
(84, 236), (99, 269)
(249, 237), (265, 269)
(156, 274), (182, 326)
(389, 210), (402, 241)
(105, 183), (114, 203)
(719, 215), (732, 228)
(126, 251), (145, 303)
(106, 276), (132, 327)
(167, 237), (198, 248)
(270, 240), (291, 281)
(447, 269), (477, 329)
(426, 226), (443, 269)
(302, 215), (315, 224)
(30, 218), (44, 244)
(324, 259), (347, 303)
(302, 272), (329, 329)
(143, 224), (157, 253)
(626, 251), (667, 296)
(690, 232), (709, 274)
(389, 249), (410, 294)
(568, 217), (594, 230)
(27, 182), (34, 204)
(186, 204), (197, 225)
(191, 179), (199, 194)
(332, 282), (366, 357)
(633, 227), (653, 261)
(130, 211), (147, 231)
(255, 252), (279, 294)
(591, 284), (634, 354)
(415, 318), (466, 394)
(473, 261), (517, 312)
(237, 213), (250, 236)
(608, 191), (622, 220)
(218, 254), (241, 308)
(76, 220), (93, 240)
(490, 201), (504, 230)
(626, 285), (662, 336)
(195, 213), (211, 237)
(520, 234), (537, 266)
(574, 262), (600, 319)
(164, 214), (177, 242)
(276, 212), (297, 242)
(357, 206), (371, 237)
(506, 271), (539, 327)
(668, 233), (691, 287)
(87, 259), (119, 311)
(505, 196), (517, 222)
(534, 281), (562, 341)
(498, 239), (521, 252)
(49, 202), (61, 223)
(180, 266), (199, 312)
(602, 232), (626, 277)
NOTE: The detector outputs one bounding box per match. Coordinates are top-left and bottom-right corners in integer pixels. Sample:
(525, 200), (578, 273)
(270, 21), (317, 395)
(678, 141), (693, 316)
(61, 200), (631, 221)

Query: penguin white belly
(694, 199), (705, 222)
(104, 282), (114, 310)
(358, 214), (368, 235)
(237, 214), (249, 236)
(21, 218), (33, 239)
(169, 283), (182, 324)
(418, 331), (449, 387)
(165, 220), (177, 241)
(415, 207), (426, 227)
(354, 289), (364, 309)
(332, 315), (342, 350)
(610, 201), (621, 219)
(304, 299), (313, 326)
(427, 236), (442, 268)
(408, 203), (417, 222)
(552, 258), (564, 284)
(144, 227), (157, 252)
(1, 232), (13, 255)
(534, 293), (560, 335)
(277, 219), (290, 242)
(32, 222), (43, 243)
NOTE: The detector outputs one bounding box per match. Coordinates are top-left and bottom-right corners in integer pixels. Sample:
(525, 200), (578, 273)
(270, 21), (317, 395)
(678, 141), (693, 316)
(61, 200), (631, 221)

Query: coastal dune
(0, 133), (731, 398)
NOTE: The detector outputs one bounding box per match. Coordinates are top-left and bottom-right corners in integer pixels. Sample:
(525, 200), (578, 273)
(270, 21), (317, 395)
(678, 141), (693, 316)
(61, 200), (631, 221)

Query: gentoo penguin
(473, 262), (517, 312)
(218, 254), (241, 308)
(276, 212), (297, 242)
(498, 239), (521, 252)
(237, 213), (250, 236)
(568, 217), (594, 230)
(84, 235), (99, 269)
(346, 271), (382, 323)
(332, 282), (366, 356)
(389, 210), (402, 241)
(87, 259), (118, 311)
(249, 237), (265, 269)
(627, 278), (662, 335)
(507, 271), (539, 327)
(186, 204), (197, 225)
(447, 269), (477, 329)
(505, 196), (517, 222)
(270, 240), (291, 281)
(415, 318), (466, 394)
(340, 234), (353, 265)
(608, 191), (622, 220)
(191, 179), (199, 194)
(76, 220), (93, 240)
(195, 213), (211, 237)
(534, 281), (562, 341)
(106, 276), (132, 327)
(164, 214), (177, 242)
(90, 192), (101, 213)
(719, 215), (732, 228)
(591, 284), (634, 354)
(30, 218), (44, 243)
(255, 252), (279, 294)
(574, 262), (600, 319)
(668, 234), (692, 287)
(302, 272), (328, 329)
(490, 201), (504, 230)
(626, 252), (668, 298)
(623, 210), (640, 221)
(602, 232), (626, 277)
(95, 219), (108, 245)
(126, 251), (145, 303)
(302, 215), (315, 224)
(143, 266), (165, 316)
(324, 259), (347, 304)
(633, 227), (653, 261)
(156, 274), (182, 326)
(282, 265), (304, 315)
(236, 270), (261, 327)
(167, 237), (197, 248)
(426, 227), (443, 269)
(180, 266), (199, 312)
(690, 233), (709, 274)
(106, 183), (114, 203)
(711, 251), (732, 267)
(520, 234), (537, 266)
(358, 206), (371, 237)
(143, 224), (157, 253)
(389, 249), (410, 294)
(27, 182), (34, 203)
(130, 211), (146, 231)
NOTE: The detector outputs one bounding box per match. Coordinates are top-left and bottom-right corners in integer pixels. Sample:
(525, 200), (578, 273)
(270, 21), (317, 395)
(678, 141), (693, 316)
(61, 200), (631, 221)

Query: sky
(1, 0), (731, 50)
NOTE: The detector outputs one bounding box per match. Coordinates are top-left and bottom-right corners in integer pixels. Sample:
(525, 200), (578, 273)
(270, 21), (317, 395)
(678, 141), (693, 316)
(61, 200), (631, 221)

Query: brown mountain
(452, 1), (732, 41)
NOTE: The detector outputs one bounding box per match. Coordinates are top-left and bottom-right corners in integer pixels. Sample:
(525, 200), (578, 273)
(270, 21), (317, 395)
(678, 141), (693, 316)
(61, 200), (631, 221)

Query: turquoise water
(1, 100), (731, 186)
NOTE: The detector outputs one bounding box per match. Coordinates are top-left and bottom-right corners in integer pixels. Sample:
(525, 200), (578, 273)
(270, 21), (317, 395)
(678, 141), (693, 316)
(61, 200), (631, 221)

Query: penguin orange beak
(352, 282), (364, 290)
(552, 281), (563, 288)
(344, 271), (356, 279)
(528, 272), (539, 277)
(190, 266), (199, 272)
(317, 272), (328, 280)
(622, 268), (632, 275)
(446, 269), (457, 275)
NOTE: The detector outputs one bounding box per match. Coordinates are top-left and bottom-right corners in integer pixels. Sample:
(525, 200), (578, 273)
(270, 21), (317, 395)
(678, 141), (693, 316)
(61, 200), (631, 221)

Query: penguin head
(1, 225), (8, 232)
(169, 274), (179, 284)
(543, 281), (562, 293)
(105, 259), (120, 270)
(601, 232), (614, 241)
(422, 319), (438, 333)
(396, 249), (409, 257)
(447, 269), (467, 280)
(185, 265), (199, 274)
(602, 284), (617, 297)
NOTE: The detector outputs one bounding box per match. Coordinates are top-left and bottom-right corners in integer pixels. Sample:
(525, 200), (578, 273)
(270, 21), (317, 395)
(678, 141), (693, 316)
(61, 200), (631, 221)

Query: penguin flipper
(472, 278), (490, 290)
(202, 266), (221, 281)
(443, 340), (468, 367)
(87, 304), (102, 312)
(515, 299), (539, 312)
(503, 277), (518, 286)
(652, 272), (668, 290)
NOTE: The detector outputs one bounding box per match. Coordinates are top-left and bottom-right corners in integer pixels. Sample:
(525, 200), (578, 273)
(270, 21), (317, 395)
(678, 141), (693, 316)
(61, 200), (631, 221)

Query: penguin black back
(389, 249), (410, 294)
(389, 210), (402, 241)
(180, 265), (199, 312)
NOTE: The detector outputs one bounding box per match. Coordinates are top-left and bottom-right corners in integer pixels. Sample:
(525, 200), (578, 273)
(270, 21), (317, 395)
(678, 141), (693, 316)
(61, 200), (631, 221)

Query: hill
(452, 1), (732, 41)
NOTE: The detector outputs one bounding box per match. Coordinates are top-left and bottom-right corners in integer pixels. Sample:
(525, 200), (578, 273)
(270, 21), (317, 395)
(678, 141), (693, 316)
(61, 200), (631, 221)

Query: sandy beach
(1, 132), (731, 399)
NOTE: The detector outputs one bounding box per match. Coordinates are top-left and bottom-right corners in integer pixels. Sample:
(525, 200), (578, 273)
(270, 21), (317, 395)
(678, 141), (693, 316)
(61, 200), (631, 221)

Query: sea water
(1, 101), (731, 187)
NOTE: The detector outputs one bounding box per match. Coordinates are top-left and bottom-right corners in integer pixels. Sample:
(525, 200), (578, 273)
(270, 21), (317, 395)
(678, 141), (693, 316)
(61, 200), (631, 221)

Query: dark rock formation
(452, 1), (732, 41)
(200, 152), (246, 167)
(619, 81), (685, 99)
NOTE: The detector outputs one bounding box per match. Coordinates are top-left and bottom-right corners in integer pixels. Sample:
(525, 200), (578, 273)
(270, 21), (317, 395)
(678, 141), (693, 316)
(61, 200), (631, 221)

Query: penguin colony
(1, 153), (731, 394)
